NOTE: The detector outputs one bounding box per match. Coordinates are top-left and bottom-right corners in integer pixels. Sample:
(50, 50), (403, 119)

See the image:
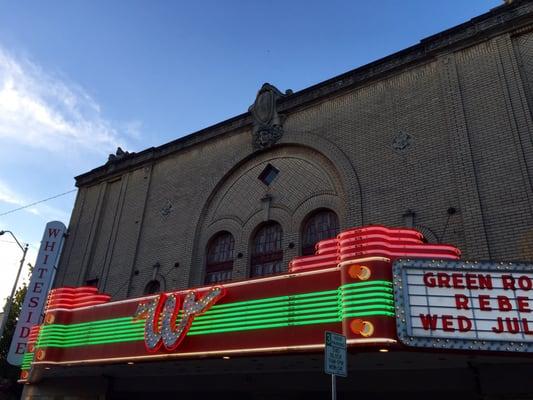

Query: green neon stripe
(341, 280), (392, 289)
(205, 295), (339, 317)
(21, 352), (34, 369)
(34, 281), (395, 351)
(37, 301), (341, 340)
(342, 290), (391, 297)
(36, 334), (144, 348)
(38, 328), (144, 344)
(37, 292), (390, 341)
(189, 310), (395, 336)
(208, 289), (337, 311)
(343, 310), (395, 318)
(37, 304), (392, 346)
(37, 306), (391, 348)
(37, 308), (389, 346)
(342, 294), (392, 304)
(195, 300), (339, 322)
(192, 309), (340, 330)
(42, 316), (133, 330)
(189, 317), (342, 335)
(341, 289), (392, 298)
(342, 305), (394, 314)
(193, 305), (341, 326)
(38, 298), (388, 342)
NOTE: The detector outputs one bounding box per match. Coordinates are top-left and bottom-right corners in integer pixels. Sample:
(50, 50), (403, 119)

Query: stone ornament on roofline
(249, 83), (291, 151)
(107, 147), (131, 163)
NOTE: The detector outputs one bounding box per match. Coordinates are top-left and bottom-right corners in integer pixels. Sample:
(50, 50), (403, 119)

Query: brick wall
(55, 10), (533, 300)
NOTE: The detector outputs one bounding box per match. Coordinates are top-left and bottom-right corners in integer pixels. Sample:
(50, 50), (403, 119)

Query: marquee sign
(134, 286), (225, 352)
(393, 259), (533, 353)
(18, 225), (465, 384)
(19, 259), (399, 383)
(8, 221), (66, 366)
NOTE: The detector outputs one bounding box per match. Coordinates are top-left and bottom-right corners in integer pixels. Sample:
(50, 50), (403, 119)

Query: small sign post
(325, 331), (347, 400)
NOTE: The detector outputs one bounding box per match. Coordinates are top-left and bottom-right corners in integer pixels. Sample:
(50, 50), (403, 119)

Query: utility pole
(0, 230), (28, 340)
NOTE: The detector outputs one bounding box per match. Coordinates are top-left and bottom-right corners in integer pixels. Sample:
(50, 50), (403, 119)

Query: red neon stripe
(338, 242), (460, 256)
(339, 241), (460, 255)
(338, 226), (424, 240)
(47, 294), (111, 305)
(49, 287), (99, 295)
(47, 300), (112, 309)
(339, 235), (424, 247)
(339, 249), (460, 261)
(289, 261), (338, 272)
(290, 225), (460, 272)
(46, 286), (112, 312)
(289, 254), (339, 269)
(315, 238), (338, 254)
(48, 294), (111, 304)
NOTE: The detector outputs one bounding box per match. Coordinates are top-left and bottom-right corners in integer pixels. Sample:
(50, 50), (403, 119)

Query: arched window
(205, 231), (235, 284)
(251, 222), (283, 277)
(144, 280), (161, 295)
(301, 209), (339, 256)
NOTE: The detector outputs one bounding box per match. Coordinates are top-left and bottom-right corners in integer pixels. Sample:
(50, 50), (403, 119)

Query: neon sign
(134, 287), (225, 352)
(8, 221), (66, 366)
(18, 225), (466, 384)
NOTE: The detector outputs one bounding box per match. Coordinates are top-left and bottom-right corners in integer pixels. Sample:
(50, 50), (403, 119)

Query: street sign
(324, 331), (347, 377)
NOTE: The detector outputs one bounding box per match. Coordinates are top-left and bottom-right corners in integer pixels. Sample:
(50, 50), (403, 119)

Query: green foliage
(0, 283), (27, 398)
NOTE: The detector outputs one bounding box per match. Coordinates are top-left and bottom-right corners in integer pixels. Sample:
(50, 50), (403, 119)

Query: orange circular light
(350, 318), (364, 334)
(20, 371), (29, 380)
(45, 314), (55, 324)
(360, 321), (375, 337)
(36, 349), (46, 361)
(348, 265), (371, 281)
(350, 319), (375, 337)
(27, 344), (34, 353)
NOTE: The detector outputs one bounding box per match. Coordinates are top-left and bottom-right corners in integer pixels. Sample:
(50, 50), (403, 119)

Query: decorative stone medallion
(392, 131), (413, 152)
(160, 200), (173, 217)
(249, 83), (287, 150)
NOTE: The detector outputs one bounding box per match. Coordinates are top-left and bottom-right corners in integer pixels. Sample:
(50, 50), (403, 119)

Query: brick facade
(54, 1), (533, 302)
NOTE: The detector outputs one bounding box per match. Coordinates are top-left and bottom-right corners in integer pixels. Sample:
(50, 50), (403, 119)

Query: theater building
(20, 1), (533, 399)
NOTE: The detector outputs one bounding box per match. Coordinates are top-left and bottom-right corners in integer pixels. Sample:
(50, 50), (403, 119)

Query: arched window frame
(143, 280), (161, 295)
(205, 231), (235, 284)
(301, 209), (340, 256)
(250, 221), (283, 278)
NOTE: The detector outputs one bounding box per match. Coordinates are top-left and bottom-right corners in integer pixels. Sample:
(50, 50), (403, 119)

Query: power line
(0, 239), (39, 250)
(0, 189), (77, 217)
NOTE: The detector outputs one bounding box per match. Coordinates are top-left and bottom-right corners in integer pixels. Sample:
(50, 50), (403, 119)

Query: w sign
(8, 221), (66, 366)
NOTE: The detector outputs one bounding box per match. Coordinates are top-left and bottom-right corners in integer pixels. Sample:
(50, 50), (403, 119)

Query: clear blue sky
(0, 0), (502, 301)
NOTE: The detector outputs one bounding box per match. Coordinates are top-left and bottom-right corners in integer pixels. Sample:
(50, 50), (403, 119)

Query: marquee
(393, 259), (533, 352)
(18, 225), (463, 383)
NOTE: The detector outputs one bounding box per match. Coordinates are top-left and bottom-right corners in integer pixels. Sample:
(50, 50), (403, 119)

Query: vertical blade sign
(7, 221), (66, 366)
